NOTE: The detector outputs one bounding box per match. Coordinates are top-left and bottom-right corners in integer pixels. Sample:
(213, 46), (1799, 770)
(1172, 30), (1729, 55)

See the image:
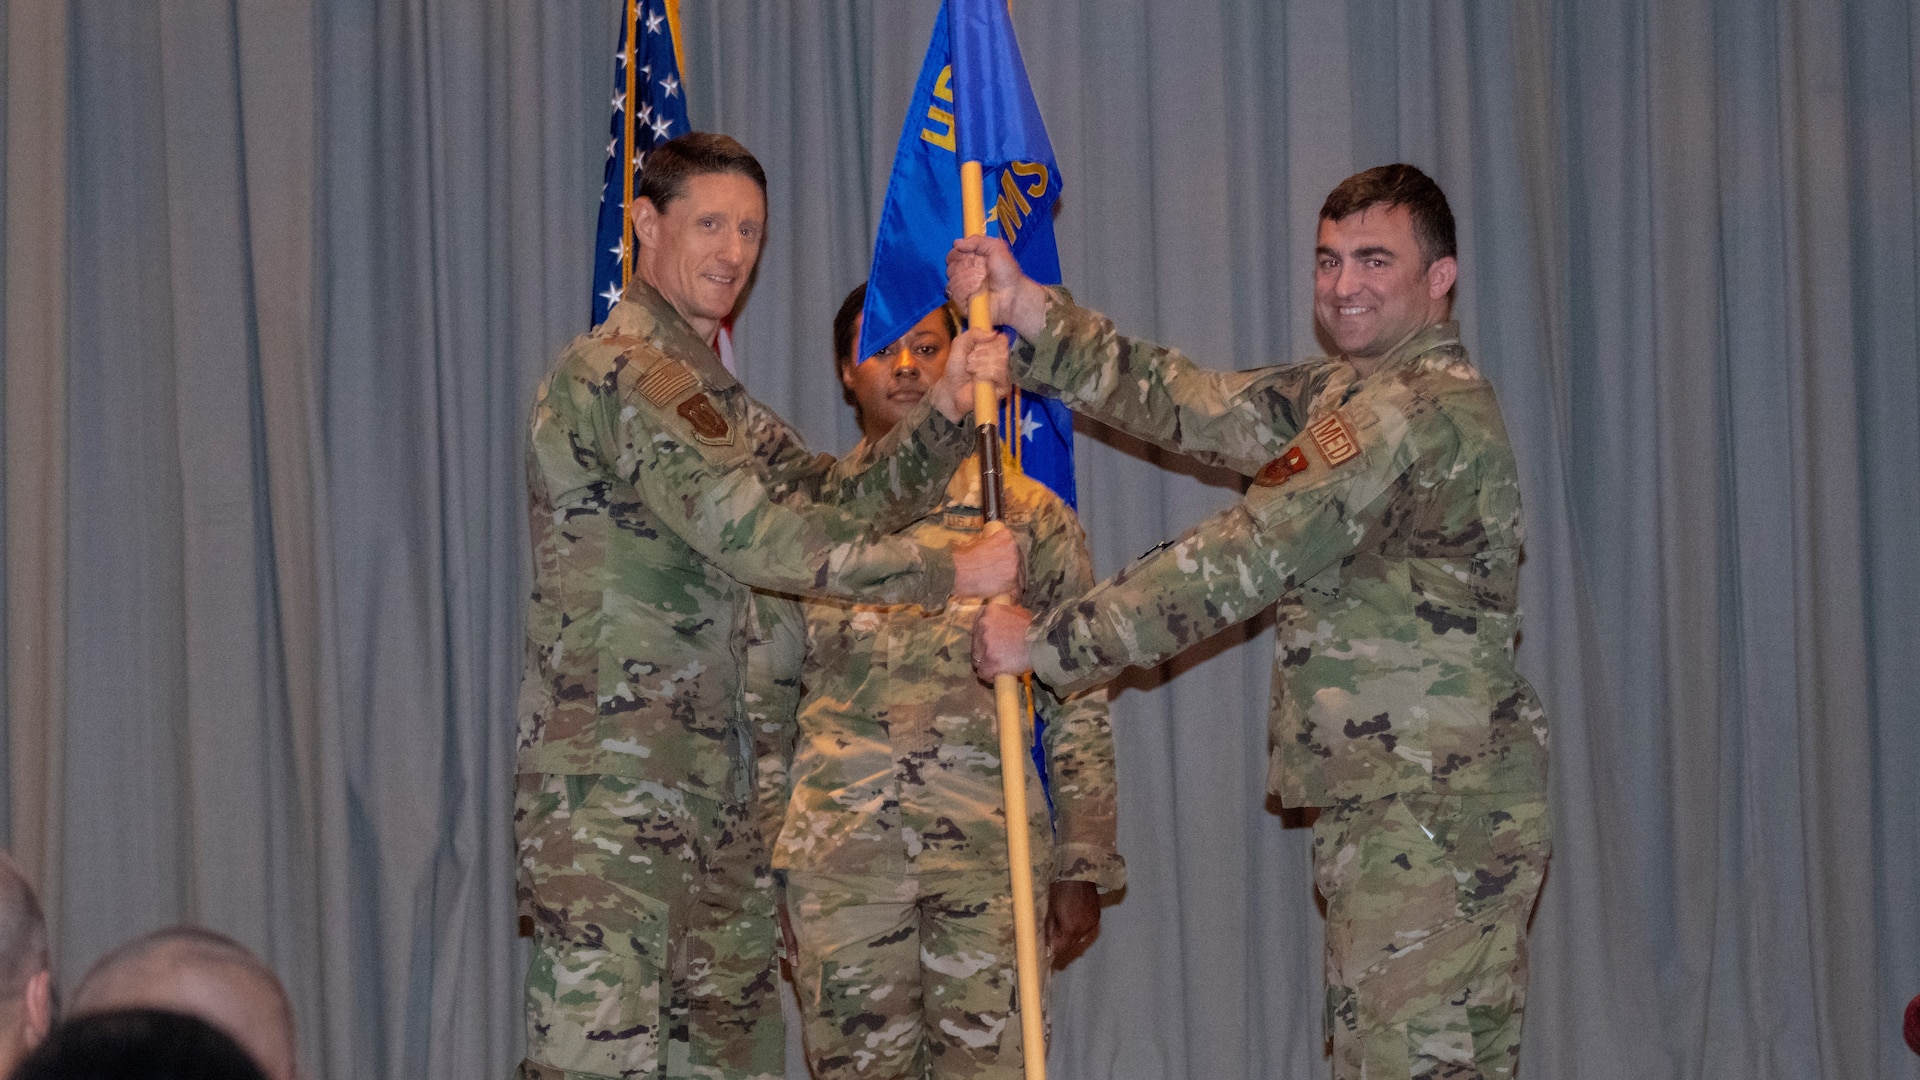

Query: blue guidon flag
(592, 0), (690, 326)
(861, 0), (1077, 509)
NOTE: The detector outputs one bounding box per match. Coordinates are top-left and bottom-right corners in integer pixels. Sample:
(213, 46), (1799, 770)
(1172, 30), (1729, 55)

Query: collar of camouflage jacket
(606, 279), (740, 393)
(1373, 319), (1465, 373)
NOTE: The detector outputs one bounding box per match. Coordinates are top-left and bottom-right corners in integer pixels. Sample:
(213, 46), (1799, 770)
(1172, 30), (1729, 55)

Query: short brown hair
(637, 132), (767, 213)
(1320, 164), (1456, 267)
(72, 925), (296, 1065)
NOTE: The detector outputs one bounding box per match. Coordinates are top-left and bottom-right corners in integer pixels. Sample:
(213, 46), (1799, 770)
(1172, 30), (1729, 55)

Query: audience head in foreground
(0, 851), (53, 1076)
(12, 1007), (268, 1080)
(71, 927), (297, 1080)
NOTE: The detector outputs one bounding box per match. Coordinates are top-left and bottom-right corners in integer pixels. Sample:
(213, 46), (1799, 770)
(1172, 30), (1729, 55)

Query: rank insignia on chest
(1309, 411), (1360, 467)
(677, 392), (733, 445)
(1255, 446), (1310, 487)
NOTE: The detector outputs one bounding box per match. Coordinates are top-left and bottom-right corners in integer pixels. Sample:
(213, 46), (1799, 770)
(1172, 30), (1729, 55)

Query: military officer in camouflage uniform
(752, 285), (1125, 1080)
(958, 165), (1551, 1080)
(515, 134), (1018, 1080)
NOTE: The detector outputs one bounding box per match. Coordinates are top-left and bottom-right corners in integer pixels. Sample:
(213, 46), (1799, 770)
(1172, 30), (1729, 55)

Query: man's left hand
(972, 602), (1036, 679)
(1047, 880), (1100, 963)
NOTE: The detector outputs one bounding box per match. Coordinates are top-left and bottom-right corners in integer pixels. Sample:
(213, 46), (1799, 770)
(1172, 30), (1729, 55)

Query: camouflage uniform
(754, 452), (1124, 1080)
(516, 281), (973, 1080)
(1010, 289), (1550, 1080)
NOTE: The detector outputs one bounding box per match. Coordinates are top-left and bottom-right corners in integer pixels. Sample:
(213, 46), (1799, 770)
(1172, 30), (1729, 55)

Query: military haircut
(0, 853), (49, 1004)
(636, 132), (768, 213)
(1320, 163), (1457, 268)
(72, 925), (294, 1054)
(831, 282), (961, 372)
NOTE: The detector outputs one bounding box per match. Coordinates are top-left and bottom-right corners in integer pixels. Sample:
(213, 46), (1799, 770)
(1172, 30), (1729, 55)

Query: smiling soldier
(957, 164), (1551, 1080)
(515, 134), (1018, 1080)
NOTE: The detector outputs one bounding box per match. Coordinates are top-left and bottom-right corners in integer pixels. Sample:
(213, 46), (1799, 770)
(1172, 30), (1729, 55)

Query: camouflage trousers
(784, 870), (1048, 1080)
(1312, 792), (1550, 1080)
(515, 773), (783, 1080)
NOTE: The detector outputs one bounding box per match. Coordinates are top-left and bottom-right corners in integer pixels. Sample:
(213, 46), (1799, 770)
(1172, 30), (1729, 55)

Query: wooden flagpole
(960, 160), (1049, 1080)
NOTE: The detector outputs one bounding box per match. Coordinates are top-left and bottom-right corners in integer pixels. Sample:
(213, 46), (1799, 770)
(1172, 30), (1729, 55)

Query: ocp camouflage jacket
(1016, 291), (1549, 807)
(517, 282), (971, 800)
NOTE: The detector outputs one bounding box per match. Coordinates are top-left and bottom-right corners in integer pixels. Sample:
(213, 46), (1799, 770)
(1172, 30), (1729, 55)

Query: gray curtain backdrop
(1, 2), (1915, 1079)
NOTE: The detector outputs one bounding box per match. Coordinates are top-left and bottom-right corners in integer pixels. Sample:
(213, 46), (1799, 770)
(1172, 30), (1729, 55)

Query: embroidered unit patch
(677, 392), (733, 444)
(1254, 446), (1311, 487)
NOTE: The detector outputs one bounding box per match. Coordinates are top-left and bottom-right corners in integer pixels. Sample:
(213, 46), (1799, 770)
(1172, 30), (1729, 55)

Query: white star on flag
(608, 236), (626, 262)
(646, 10), (664, 34)
(600, 282), (623, 310)
(1017, 410), (1043, 442)
(611, 90), (624, 114)
(661, 74), (680, 99)
(606, 137), (618, 159)
(651, 115), (674, 140)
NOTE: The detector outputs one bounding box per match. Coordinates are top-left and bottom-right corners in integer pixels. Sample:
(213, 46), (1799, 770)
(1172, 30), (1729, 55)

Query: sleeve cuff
(921, 398), (975, 463)
(874, 397), (973, 473)
(1054, 843), (1127, 894)
(1013, 285), (1078, 385)
(914, 546), (957, 611)
(1027, 609), (1105, 697)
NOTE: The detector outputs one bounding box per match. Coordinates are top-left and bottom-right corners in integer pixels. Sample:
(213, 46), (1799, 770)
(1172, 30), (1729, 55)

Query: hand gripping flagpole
(960, 161), (1049, 1080)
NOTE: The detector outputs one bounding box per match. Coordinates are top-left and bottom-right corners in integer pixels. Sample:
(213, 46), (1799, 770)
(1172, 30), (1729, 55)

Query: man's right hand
(947, 236), (1049, 340)
(971, 600), (1036, 679)
(950, 520), (1020, 600)
(928, 326), (1011, 423)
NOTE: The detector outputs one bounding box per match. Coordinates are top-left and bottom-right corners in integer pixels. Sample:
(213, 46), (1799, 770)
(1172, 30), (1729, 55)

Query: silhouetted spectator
(0, 852), (53, 1075)
(70, 927), (297, 1080)
(12, 1007), (268, 1080)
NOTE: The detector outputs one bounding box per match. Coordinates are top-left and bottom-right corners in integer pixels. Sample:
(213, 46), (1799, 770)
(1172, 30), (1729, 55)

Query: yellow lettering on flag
(992, 162), (1049, 246)
(996, 169), (1032, 243)
(1010, 160), (1048, 196)
(921, 66), (957, 152)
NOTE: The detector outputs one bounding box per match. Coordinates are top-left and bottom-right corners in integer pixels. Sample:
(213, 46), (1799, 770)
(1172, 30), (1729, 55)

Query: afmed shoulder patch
(1309, 410), (1360, 467)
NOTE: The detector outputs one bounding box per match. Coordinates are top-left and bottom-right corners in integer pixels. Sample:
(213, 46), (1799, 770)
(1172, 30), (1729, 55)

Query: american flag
(592, 0), (690, 326)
